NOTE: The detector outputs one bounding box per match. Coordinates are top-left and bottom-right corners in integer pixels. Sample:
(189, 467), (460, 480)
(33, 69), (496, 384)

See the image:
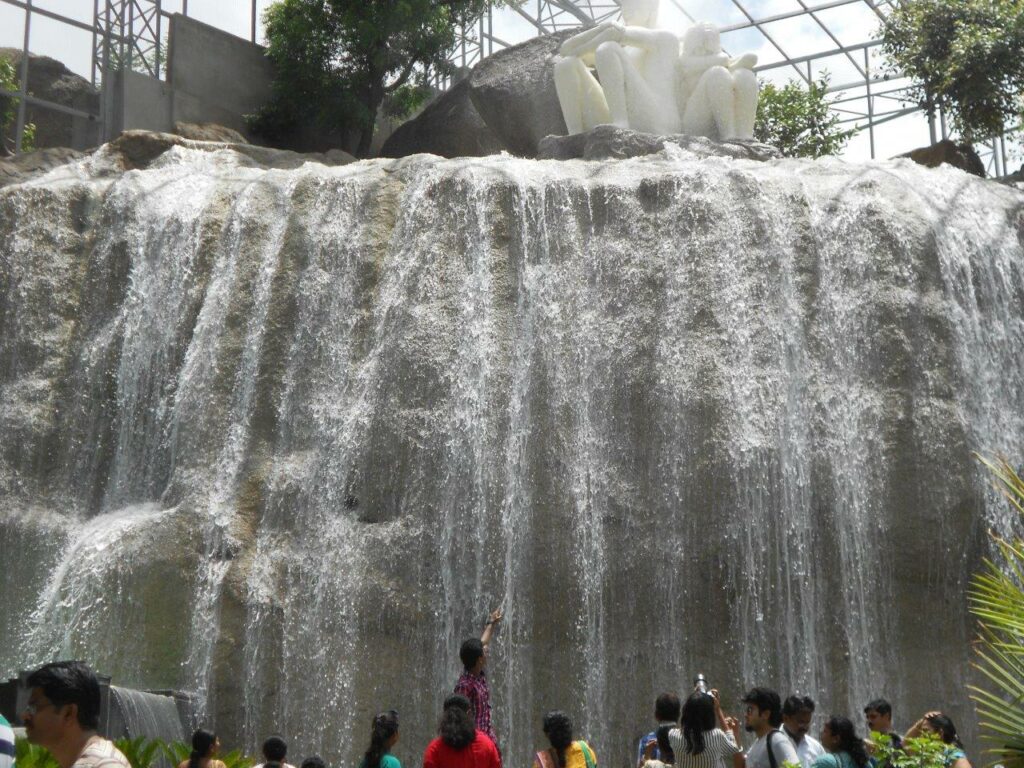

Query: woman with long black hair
(177, 730), (225, 768)
(532, 711), (597, 768)
(422, 695), (500, 768)
(811, 716), (871, 768)
(669, 691), (742, 768)
(359, 710), (400, 768)
(904, 712), (972, 768)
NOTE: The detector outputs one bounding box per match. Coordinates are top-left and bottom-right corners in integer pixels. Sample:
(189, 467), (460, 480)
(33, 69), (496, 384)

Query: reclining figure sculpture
(553, 0), (759, 141)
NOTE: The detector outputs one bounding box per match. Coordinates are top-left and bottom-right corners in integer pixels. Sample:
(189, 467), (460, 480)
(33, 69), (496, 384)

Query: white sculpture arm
(680, 52), (729, 74)
(727, 52), (757, 70)
(559, 21), (625, 57)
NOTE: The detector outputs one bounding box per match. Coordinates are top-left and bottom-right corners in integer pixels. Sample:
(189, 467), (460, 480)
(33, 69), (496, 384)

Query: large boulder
(538, 124), (781, 161)
(0, 146), (83, 188)
(0, 48), (100, 151)
(173, 121), (249, 144)
(466, 29), (573, 157)
(898, 139), (985, 177)
(379, 78), (502, 158)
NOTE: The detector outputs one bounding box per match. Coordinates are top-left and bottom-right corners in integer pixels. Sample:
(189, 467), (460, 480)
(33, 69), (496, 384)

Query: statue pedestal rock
(554, 0), (759, 142)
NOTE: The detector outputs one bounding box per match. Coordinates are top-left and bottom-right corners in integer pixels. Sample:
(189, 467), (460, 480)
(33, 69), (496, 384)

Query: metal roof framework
(448, 0), (1015, 175)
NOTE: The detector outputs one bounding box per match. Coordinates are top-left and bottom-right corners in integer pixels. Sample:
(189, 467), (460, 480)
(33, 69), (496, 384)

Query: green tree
(881, 0), (1024, 143)
(969, 456), (1024, 768)
(1, 54), (36, 154)
(754, 74), (857, 158)
(250, 0), (502, 157)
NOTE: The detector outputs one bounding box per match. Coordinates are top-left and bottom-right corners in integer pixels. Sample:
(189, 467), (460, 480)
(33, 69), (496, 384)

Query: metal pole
(864, 48), (875, 159)
(251, 0), (256, 43)
(155, 0), (162, 78)
(92, 0), (100, 86)
(14, 0), (31, 154)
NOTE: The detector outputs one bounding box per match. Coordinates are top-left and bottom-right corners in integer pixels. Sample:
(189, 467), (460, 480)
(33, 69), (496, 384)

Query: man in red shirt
(454, 608), (503, 747)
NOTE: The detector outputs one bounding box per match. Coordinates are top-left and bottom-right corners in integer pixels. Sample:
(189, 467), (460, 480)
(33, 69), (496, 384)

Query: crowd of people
(11, 612), (972, 768)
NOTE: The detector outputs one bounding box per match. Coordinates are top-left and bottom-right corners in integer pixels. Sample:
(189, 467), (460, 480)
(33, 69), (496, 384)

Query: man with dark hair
(636, 693), (681, 767)
(782, 695), (825, 768)
(253, 736), (297, 768)
(743, 687), (799, 768)
(454, 608), (503, 748)
(22, 661), (130, 768)
(864, 699), (902, 749)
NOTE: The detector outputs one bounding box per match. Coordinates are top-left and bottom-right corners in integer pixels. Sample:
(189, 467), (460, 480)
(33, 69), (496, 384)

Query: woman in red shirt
(423, 695), (501, 768)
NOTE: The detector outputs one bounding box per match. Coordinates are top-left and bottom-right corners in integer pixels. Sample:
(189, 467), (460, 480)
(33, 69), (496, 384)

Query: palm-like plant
(969, 456), (1024, 767)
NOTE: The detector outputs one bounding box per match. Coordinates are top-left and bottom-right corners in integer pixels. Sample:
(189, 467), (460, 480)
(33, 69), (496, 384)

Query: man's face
(22, 687), (69, 748)
(865, 709), (891, 734)
(745, 704), (770, 732)
(784, 710), (813, 741)
(474, 646), (488, 673)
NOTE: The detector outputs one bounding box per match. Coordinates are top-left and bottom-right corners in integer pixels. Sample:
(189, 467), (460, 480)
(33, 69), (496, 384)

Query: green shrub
(754, 73), (857, 158)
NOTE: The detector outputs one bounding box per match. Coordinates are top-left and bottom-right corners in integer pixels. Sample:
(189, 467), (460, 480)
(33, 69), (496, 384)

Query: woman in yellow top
(532, 711), (597, 768)
(177, 730), (226, 768)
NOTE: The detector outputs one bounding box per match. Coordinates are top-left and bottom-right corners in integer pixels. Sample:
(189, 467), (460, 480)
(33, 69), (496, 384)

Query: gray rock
(379, 78), (503, 158)
(0, 146), (84, 187)
(173, 121), (249, 144)
(467, 30), (573, 157)
(105, 130), (355, 171)
(898, 139), (985, 177)
(538, 124), (782, 161)
(0, 48), (100, 151)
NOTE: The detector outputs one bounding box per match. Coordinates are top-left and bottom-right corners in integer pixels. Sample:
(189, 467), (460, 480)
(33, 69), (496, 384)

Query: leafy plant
(872, 731), (951, 768)
(969, 456), (1024, 767)
(248, 0), (507, 157)
(15, 738), (61, 768)
(113, 737), (165, 768)
(0, 54), (36, 154)
(754, 73), (857, 158)
(880, 0), (1024, 142)
(162, 740), (192, 768)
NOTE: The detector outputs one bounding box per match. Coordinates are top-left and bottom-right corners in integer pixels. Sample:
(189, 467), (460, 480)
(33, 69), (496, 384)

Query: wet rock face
(1, 142), (1023, 766)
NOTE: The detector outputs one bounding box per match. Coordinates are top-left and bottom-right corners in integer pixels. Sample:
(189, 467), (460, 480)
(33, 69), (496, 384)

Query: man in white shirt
(782, 695), (825, 768)
(743, 687), (800, 768)
(22, 661), (130, 768)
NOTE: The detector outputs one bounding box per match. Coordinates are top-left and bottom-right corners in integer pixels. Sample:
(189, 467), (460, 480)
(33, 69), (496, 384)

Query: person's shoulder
(380, 755), (401, 768)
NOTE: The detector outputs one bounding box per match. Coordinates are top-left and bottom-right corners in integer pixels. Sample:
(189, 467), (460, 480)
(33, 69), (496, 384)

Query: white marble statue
(553, 2), (760, 141)
(678, 22), (758, 141)
(554, 0), (680, 135)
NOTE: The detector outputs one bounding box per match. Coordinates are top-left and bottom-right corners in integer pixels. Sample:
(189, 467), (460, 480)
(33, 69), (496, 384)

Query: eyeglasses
(23, 701), (58, 716)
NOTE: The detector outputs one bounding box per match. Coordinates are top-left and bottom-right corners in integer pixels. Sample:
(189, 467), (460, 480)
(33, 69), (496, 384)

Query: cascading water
(109, 686), (187, 745)
(1, 140), (1023, 768)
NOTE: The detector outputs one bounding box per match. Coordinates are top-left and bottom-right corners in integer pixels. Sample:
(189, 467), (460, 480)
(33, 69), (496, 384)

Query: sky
(0, 0), (1016, 171)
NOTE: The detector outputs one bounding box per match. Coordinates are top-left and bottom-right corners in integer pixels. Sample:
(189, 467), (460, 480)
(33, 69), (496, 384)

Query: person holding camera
(669, 689), (744, 768)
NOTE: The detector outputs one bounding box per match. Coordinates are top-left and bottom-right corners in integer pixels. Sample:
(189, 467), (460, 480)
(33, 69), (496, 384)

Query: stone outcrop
(381, 30), (573, 158)
(0, 48), (99, 151)
(537, 124), (781, 161)
(0, 146), (83, 188)
(173, 122), (249, 144)
(466, 29), (572, 157)
(379, 78), (503, 158)
(899, 138), (985, 177)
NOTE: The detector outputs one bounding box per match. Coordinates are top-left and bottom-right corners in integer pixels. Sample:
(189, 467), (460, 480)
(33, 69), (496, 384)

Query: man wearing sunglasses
(21, 661), (130, 768)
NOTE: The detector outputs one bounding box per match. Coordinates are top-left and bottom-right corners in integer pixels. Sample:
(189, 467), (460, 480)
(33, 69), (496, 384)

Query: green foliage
(881, 0), (1024, 142)
(754, 74), (857, 158)
(0, 54), (36, 153)
(15, 738), (61, 768)
(113, 737), (165, 768)
(249, 0), (504, 156)
(969, 456), (1024, 767)
(872, 732), (951, 768)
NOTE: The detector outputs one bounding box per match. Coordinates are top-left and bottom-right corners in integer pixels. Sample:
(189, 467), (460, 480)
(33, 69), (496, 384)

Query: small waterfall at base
(1, 143), (1023, 768)
(109, 685), (187, 744)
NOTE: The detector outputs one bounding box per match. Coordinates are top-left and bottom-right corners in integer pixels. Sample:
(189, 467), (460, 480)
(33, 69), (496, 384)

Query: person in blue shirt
(903, 712), (971, 768)
(637, 693), (682, 767)
(360, 710), (400, 768)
